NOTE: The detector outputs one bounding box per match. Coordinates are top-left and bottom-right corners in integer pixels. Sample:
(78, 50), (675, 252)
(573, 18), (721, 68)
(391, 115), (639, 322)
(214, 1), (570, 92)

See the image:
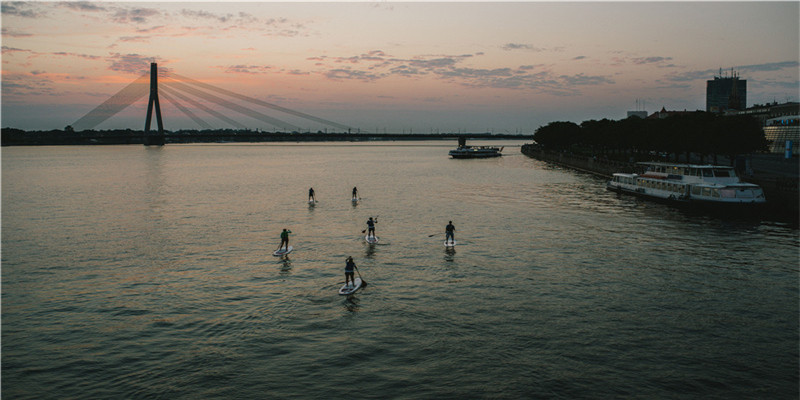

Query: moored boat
(449, 145), (504, 158)
(607, 162), (766, 205)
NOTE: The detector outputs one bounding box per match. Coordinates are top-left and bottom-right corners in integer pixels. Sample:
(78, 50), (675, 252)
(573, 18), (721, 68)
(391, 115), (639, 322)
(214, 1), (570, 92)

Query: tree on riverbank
(533, 113), (767, 164)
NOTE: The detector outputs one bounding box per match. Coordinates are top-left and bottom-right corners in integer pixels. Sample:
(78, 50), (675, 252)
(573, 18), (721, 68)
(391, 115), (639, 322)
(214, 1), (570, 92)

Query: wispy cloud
(107, 53), (162, 74)
(218, 65), (273, 74)
(117, 36), (150, 43)
(324, 68), (386, 82)
(738, 61), (800, 73)
(52, 52), (102, 60)
(1, 45), (32, 55)
(1, 2), (46, 18)
(631, 56), (673, 65)
(502, 43), (546, 52)
(2, 27), (32, 37)
(307, 50), (614, 94)
(111, 7), (161, 24)
(60, 2), (107, 12)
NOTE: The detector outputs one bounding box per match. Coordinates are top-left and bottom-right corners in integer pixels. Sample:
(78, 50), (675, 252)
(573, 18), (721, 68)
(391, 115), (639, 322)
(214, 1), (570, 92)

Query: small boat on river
(607, 162), (766, 205)
(449, 137), (503, 159)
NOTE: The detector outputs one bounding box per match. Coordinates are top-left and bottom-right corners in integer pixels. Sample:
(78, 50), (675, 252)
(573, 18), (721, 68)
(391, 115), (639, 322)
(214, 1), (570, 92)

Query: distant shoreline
(1, 129), (531, 146)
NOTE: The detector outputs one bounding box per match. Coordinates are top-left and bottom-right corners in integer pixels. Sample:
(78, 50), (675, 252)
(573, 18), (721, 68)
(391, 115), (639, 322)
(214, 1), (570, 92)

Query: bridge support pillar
(144, 62), (165, 146)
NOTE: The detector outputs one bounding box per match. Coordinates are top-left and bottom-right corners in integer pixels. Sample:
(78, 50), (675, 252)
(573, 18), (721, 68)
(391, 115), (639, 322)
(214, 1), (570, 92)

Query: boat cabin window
(713, 169), (734, 178)
(711, 189), (720, 198)
(702, 169), (713, 177)
(692, 186), (702, 195)
(702, 187), (712, 196)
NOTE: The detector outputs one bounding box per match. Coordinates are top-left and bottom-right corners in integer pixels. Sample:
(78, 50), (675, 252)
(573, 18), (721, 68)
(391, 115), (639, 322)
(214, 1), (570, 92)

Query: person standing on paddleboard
(366, 217), (377, 239)
(445, 221), (455, 244)
(352, 186), (358, 200)
(308, 188), (316, 202)
(345, 256), (356, 288)
(277, 228), (291, 252)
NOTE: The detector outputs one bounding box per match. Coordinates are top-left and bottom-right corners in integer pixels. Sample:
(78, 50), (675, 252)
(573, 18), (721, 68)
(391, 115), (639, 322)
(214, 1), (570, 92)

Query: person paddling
(445, 221), (455, 244)
(277, 228), (291, 252)
(308, 188), (316, 202)
(345, 256), (357, 288)
(366, 216), (377, 239)
(352, 186), (358, 200)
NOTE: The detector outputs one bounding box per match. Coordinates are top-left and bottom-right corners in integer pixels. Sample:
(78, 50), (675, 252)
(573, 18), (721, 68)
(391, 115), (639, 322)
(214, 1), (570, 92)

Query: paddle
(354, 265), (367, 288)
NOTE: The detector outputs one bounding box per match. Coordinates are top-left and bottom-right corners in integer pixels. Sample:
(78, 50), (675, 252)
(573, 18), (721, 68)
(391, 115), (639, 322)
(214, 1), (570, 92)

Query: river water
(2, 142), (798, 399)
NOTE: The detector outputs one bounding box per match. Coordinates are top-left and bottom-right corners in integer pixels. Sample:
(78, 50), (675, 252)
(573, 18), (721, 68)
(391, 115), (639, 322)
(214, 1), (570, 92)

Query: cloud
(738, 61), (800, 73)
(502, 43), (545, 52)
(181, 9), (234, 23)
(324, 69), (386, 82)
(631, 56), (673, 65)
(1, 45), (32, 55)
(219, 65), (273, 74)
(118, 36), (150, 43)
(52, 52), (101, 60)
(559, 73), (615, 86)
(107, 53), (162, 74)
(305, 50), (615, 94)
(111, 7), (160, 24)
(61, 2), (107, 12)
(136, 26), (166, 33)
(1, 2), (46, 18)
(2, 28), (32, 37)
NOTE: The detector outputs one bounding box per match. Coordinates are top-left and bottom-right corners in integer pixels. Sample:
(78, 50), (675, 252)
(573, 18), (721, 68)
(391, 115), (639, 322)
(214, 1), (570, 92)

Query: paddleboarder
(366, 217), (377, 239)
(445, 221), (455, 244)
(345, 256), (357, 288)
(308, 188), (316, 202)
(352, 186), (358, 200)
(277, 228), (291, 252)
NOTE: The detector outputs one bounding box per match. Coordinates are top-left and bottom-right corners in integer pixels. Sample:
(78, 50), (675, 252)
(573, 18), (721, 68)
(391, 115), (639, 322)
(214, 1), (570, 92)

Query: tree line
(533, 113), (767, 164)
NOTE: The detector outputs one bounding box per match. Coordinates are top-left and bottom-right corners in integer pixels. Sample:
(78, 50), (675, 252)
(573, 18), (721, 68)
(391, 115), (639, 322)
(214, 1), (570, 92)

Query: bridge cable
(160, 84), (249, 129)
(162, 79), (301, 131)
(158, 90), (212, 130)
(72, 74), (149, 131)
(168, 72), (351, 130)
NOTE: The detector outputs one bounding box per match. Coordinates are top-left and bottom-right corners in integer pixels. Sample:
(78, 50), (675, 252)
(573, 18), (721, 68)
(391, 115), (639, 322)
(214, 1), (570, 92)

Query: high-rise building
(706, 69), (746, 113)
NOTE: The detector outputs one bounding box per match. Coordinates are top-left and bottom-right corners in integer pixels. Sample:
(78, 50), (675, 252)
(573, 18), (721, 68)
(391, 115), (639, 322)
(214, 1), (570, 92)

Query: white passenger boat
(607, 162), (766, 205)
(449, 137), (503, 159)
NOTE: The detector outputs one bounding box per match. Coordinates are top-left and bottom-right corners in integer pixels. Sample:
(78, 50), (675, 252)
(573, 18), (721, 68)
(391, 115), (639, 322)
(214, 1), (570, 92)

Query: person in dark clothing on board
(345, 256), (357, 288)
(445, 221), (455, 245)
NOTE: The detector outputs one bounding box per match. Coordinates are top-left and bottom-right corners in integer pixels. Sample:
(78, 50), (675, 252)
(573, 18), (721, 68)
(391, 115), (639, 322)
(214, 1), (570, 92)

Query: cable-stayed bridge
(71, 63), (351, 145)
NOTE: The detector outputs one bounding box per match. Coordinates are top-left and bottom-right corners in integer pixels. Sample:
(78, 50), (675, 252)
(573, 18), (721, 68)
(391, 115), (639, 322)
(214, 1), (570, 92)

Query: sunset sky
(2, 1), (798, 133)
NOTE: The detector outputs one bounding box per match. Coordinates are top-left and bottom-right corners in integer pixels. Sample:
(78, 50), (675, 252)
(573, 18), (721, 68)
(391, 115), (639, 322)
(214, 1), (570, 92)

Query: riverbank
(0, 128), (531, 146)
(521, 143), (799, 222)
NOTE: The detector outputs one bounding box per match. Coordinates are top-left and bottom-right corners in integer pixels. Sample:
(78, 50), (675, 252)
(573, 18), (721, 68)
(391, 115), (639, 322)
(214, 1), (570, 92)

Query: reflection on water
(2, 143), (797, 399)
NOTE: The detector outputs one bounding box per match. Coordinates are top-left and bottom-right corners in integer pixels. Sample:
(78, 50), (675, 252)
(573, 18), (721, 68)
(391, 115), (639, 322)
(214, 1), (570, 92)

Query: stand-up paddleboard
(339, 277), (363, 295)
(444, 240), (456, 247)
(308, 200), (316, 205)
(365, 235), (379, 244)
(351, 197), (359, 203)
(273, 246), (293, 256)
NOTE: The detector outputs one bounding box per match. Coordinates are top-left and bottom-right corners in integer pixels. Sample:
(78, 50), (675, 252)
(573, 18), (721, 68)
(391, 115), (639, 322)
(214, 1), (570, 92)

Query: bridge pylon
(143, 62), (165, 146)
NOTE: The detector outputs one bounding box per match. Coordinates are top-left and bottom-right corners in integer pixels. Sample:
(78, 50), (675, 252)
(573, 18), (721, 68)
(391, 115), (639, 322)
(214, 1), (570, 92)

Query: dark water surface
(3, 142), (798, 399)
